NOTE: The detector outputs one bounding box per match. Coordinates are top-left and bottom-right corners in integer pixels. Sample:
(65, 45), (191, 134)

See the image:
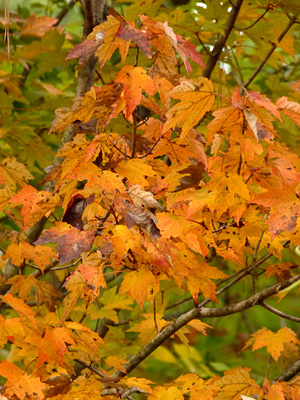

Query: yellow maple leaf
(163, 77), (214, 142)
(214, 367), (261, 400)
(0, 158), (33, 190)
(119, 267), (158, 308)
(115, 158), (157, 187)
(4, 242), (58, 273)
(89, 15), (130, 67)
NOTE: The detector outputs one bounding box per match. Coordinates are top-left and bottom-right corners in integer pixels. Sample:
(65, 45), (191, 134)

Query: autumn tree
(1, 0), (300, 398)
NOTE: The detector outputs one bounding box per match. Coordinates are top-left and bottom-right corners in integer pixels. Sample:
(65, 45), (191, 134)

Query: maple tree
(1, 0), (300, 398)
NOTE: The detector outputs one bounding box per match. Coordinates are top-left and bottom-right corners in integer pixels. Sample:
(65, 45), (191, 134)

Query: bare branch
(243, 16), (297, 88)
(74, 359), (106, 378)
(202, 0), (244, 79)
(235, 7), (269, 31)
(54, 0), (76, 26)
(261, 301), (300, 323)
(121, 386), (149, 399)
(112, 272), (299, 380)
(276, 358), (300, 382)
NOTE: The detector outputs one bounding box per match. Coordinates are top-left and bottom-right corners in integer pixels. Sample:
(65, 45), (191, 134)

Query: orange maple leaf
(9, 185), (60, 228)
(0, 158), (33, 190)
(115, 65), (154, 118)
(119, 267), (158, 308)
(163, 77), (214, 142)
(0, 360), (48, 400)
(243, 327), (300, 361)
(1, 293), (37, 328)
(214, 367), (261, 400)
(4, 242), (58, 272)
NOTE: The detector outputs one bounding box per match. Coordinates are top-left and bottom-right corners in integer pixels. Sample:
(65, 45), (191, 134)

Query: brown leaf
(127, 184), (163, 210)
(35, 222), (95, 264)
(121, 199), (161, 239)
(66, 32), (105, 69)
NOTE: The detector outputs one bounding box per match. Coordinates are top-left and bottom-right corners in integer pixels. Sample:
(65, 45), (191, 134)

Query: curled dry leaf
(244, 109), (272, 142)
(127, 184), (163, 210)
(121, 199), (161, 239)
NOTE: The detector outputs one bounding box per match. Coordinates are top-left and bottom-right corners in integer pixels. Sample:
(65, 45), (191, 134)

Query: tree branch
(243, 15), (297, 88)
(276, 358), (300, 382)
(261, 301), (300, 323)
(112, 273), (300, 380)
(202, 0), (244, 79)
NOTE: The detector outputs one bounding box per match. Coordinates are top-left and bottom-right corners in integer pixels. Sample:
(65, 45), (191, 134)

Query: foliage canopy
(1, 0), (300, 399)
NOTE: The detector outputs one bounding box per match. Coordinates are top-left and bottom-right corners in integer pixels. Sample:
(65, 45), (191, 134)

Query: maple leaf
(4, 242), (58, 273)
(0, 186), (12, 213)
(263, 380), (285, 400)
(163, 77), (214, 142)
(21, 13), (58, 37)
(0, 360), (48, 400)
(127, 184), (163, 210)
(78, 263), (107, 307)
(140, 15), (205, 74)
(122, 377), (154, 394)
(243, 327), (300, 361)
(49, 83), (123, 134)
(110, 8), (152, 58)
(0, 158), (33, 190)
(105, 355), (129, 372)
(127, 313), (167, 345)
(276, 96), (300, 127)
(214, 367), (261, 400)
(64, 321), (105, 357)
(6, 275), (37, 301)
(88, 15), (130, 67)
(115, 65), (154, 118)
(66, 33), (105, 68)
(62, 270), (86, 321)
(244, 108), (273, 142)
(120, 199), (161, 240)
(45, 373), (72, 398)
(9, 185), (60, 228)
(35, 222), (95, 265)
(88, 286), (133, 322)
(1, 293), (37, 328)
(119, 267), (158, 308)
(148, 385), (184, 400)
(188, 319), (212, 336)
(186, 263), (228, 303)
(114, 158), (157, 187)
(246, 90), (282, 121)
(251, 186), (300, 238)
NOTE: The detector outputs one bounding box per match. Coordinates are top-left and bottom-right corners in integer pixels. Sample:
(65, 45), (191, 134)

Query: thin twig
(134, 46), (139, 67)
(51, 258), (81, 271)
(153, 300), (159, 335)
(138, 132), (164, 159)
(252, 232), (264, 294)
(276, 358), (300, 382)
(74, 359), (106, 378)
(243, 16), (297, 88)
(195, 32), (211, 57)
(261, 301), (300, 323)
(131, 110), (138, 158)
(235, 7), (269, 31)
(237, 154), (242, 175)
